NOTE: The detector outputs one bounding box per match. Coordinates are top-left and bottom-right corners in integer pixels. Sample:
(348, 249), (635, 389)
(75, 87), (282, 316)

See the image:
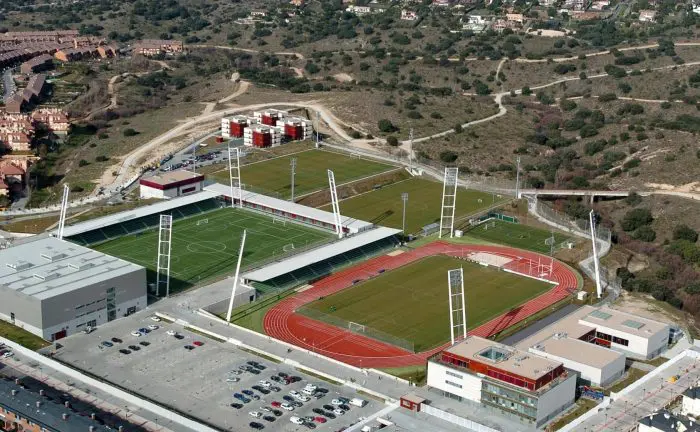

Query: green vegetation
(0, 321), (50, 351)
(93, 207), (332, 293)
(323, 177), (496, 234)
(380, 365), (427, 385)
(464, 219), (570, 254)
(209, 150), (395, 200)
(302, 256), (552, 352)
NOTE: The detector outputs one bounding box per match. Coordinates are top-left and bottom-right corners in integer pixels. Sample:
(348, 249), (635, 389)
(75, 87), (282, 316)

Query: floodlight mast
(156, 214), (173, 297)
(589, 210), (603, 299)
(290, 157), (297, 202)
(447, 268), (467, 346)
(57, 183), (70, 240)
(226, 230), (247, 322)
(228, 144), (242, 208)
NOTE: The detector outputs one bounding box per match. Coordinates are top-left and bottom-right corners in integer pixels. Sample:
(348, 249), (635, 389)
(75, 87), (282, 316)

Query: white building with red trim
(243, 124), (282, 148)
(221, 115), (255, 139)
(253, 109), (287, 126)
(139, 171), (204, 199)
(276, 116), (312, 140)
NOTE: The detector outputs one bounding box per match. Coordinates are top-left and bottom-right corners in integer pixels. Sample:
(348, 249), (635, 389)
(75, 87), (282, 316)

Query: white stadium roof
(59, 190), (220, 238)
(242, 226), (401, 282)
(204, 183), (374, 233)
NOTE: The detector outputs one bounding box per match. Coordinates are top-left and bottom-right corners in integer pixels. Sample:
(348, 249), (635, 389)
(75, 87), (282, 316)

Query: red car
(271, 401), (281, 408)
(314, 417), (327, 423)
(192, 341), (204, 347)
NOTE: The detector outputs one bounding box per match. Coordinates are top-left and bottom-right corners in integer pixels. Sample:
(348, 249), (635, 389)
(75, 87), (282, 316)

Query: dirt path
(514, 41), (700, 63)
(188, 44), (305, 59)
(218, 80), (250, 104)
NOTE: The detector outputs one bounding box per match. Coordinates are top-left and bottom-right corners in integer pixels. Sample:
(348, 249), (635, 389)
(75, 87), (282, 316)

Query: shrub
(633, 225), (656, 242)
(406, 110), (422, 119)
(386, 136), (399, 146)
(660, 101), (672, 109)
(560, 99), (577, 111)
(95, 155), (109, 162)
(580, 124), (599, 138)
(98, 132), (108, 139)
(78, 159), (89, 167)
(377, 119), (397, 133)
(621, 208), (653, 232)
(623, 158), (641, 169)
(521, 86), (532, 95)
(598, 93), (617, 102)
(439, 151), (458, 163)
(625, 192), (642, 206)
(123, 128), (138, 137)
(673, 225), (699, 243)
(430, 112), (443, 119)
(70, 185), (84, 193)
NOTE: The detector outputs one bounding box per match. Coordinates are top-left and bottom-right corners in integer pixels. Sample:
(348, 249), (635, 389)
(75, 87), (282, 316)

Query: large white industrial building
(139, 171), (204, 200)
(0, 237), (146, 341)
(427, 336), (576, 427)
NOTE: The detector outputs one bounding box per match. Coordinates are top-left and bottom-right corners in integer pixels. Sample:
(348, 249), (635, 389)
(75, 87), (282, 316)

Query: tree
(521, 86), (532, 96)
(621, 208), (653, 232)
(386, 136), (399, 146)
(377, 119), (397, 133)
(624, 192), (642, 206)
(674, 225), (699, 243)
(439, 151), (458, 163)
(454, 123), (463, 133)
(78, 159), (89, 167)
(634, 225), (656, 242)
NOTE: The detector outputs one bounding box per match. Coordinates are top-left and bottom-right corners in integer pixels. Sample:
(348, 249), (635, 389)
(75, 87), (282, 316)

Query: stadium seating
(66, 199), (220, 246)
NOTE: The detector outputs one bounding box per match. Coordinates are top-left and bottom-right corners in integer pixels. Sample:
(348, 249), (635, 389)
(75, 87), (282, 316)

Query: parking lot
(53, 312), (380, 432)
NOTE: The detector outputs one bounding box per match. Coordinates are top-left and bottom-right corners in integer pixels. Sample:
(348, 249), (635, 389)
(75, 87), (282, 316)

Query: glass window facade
(482, 381), (538, 422)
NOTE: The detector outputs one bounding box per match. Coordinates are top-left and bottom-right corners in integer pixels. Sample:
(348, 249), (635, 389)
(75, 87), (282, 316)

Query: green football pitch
(465, 219), (571, 254)
(302, 255), (552, 352)
(210, 149), (396, 200)
(322, 177), (502, 234)
(92, 208), (333, 293)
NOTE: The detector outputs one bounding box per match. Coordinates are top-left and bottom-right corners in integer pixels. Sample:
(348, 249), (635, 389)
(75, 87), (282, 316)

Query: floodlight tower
(515, 156), (521, 198)
(156, 214), (173, 297)
(327, 170), (343, 239)
(56, 183), (70, 240)
(439, 167), (459, 238)
(226, 230), (247, 322)
(447, 268), (467, 346)
(589, 210), (603, 299)
(290, 157), (297, 202)
(315, 111), (321, 149)
(228, 144), (242, 208)
(408, 128), (414, 173)
(401, 192), (408, 234)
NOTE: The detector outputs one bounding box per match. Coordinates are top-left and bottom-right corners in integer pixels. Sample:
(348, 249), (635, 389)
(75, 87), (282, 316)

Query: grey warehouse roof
(638, 410), (700, 432)
(243, 226), (401, 282)
(0, 237), (144, 300)
(59, 189), (220, 238)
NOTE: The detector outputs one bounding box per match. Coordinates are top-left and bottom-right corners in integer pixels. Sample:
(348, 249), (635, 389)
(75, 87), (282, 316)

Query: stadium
(54, 145), (581, 369)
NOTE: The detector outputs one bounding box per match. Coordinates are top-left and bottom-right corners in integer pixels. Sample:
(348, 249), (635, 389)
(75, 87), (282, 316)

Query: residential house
(590, 0), (610, 10)
(346, 5), (371, 14)
(32, 108), (70, 136)
(506, 13), (525, 23)
(639, 10), (657, 22)
(401, 9), (418, 20)
(432, 0), (450, 6)
(134, 39), (184, 56)
(19, 54), (53, 74)
(97, 45), (117, 58)
(4, 94), (24, 114)
(0, 30), (79, 45)
(54, 46), (97, 62)
(290, 0), (304, 5)
(0, 160), (26, 196)
(250, 10), (267, 17)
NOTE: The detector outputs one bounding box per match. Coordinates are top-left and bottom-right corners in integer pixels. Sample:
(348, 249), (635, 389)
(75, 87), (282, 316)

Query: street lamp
(401, 193), (408, 235)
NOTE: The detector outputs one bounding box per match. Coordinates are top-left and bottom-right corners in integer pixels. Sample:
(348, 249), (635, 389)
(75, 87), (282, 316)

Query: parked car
(100, 341), (113, 348)
(184, 345), (195, 350)
(226, 377), (240, 383)
(262, 416), (275, 422)
(282, 396), (294, 402)
(147, 324), (159, 331)
(314, 416), (327, 424)
(280, 402), (294, 411)
(249, 411), (262, 419)
(110, 337), (122, 343)
(270, 386), (281, 392)
(322, 404), (334, 411)
(323, 412), (336, 419)
(166, 330), (177, 336)
(304, 384), (317, 392)
(138, 327), (150, 334)
(331, 399), (343, 406)
(139, 341), (150, 347)
(192, 341), (204, 346)
(249, 422), (264, 430)
(333, 408), (345, 416)
(302, 388), (314, 396)
(119, 349), (131, 355)
(259, 380), (272, 388)
(130, 331), (141, 337)
(150, 316), (161, 322)
(312, 408), (325, 415)
(290, 416), (304, 425)
(271, 409), (282, 417)
(127, 345), (140, 351)
(271, 401), (281, 408)
(230, 403), (243, 409)
(174, 334), (184, 340)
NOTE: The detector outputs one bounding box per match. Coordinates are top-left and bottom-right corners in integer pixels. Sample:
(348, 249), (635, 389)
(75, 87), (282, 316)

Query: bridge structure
(518, 189), (631, 203)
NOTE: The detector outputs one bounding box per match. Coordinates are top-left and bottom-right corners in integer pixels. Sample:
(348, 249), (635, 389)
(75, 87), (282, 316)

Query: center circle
(186, 241), (227, 253)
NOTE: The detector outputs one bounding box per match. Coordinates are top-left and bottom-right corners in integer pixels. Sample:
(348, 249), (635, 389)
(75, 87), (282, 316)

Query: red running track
(263, 241), (580, 368)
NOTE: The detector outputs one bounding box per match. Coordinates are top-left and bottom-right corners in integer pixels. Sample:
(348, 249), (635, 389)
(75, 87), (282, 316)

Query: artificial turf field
(323, 177), (501, 234)
(302, 255), (552, 352)
(210, 149), (396, 200)
(93, 207), (333, 293)
(465, 219), (571, 254)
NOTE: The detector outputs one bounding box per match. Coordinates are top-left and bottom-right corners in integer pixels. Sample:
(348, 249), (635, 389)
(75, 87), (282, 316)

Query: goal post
(283, 243), (295, 252)
(348, 321), (366, 333)
(196, 218), (209, 226)
(272, 217), (286, 226)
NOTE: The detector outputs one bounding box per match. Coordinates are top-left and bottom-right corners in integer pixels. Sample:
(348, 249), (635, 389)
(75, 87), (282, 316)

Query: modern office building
(139, 171), (204, 200)
(427, 336), (576, 427)
(0, 237), (146, 341)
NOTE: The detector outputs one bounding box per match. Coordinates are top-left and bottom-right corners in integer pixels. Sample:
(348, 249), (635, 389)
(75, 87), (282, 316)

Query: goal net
(351, 153), (362, 159)
(348, 322), (366, 333)
(196, 218), (209, 226)
(483, 221), (496, 230)
(272, 217), (286, 226)
(283, 243), (295, 252)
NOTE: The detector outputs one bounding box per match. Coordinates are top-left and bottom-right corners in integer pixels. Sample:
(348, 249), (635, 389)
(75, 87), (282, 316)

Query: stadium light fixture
(226, 229), (247, 322)
(401, 192), (408, 234)
(57, 183), (70, 240)
(589, 210), (603, 299)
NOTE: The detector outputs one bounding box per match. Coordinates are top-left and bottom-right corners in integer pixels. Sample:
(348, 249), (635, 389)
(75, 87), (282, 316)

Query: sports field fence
(528, 197), (621, 302)
(296, 305), (416, 353)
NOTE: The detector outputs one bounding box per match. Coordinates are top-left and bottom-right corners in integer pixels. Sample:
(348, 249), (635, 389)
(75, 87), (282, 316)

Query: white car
(304, 384), (317, 392)
(2, 352), (13, 358)
(290, 416), (304, 425)
(130, 331), (141, 337)
(302, 388), (315, 396)
(229, 370), (242, 375)
(259, 380), (272, 388)
(147, 324), (159, 331)
(166, 330), (177, 336)
(331, 399), (343, 406)
(260, 407), (271, 413)
(225, 377), (240, 383)
(150, 316), (161, 322)
(289, 390), (301, 397)
(281, 402), (294, 411)
(333, 408), (345, 416)
(249, 411), (262, 419)
(293, 394), (310, 402)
